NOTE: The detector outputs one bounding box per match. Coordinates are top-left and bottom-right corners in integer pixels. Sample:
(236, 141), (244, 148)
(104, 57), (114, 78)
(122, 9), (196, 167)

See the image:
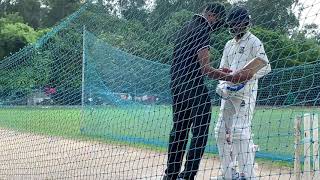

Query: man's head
(202, 3), (226, 31)
(227, 6), (251, 38)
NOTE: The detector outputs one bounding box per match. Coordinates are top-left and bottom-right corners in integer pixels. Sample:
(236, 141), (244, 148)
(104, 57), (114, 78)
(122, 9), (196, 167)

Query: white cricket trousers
(214, 95), (257, 180)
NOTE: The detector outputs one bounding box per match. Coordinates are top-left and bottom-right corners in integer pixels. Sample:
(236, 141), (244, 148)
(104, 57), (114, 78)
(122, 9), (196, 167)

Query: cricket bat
(241, 57), (268, 75)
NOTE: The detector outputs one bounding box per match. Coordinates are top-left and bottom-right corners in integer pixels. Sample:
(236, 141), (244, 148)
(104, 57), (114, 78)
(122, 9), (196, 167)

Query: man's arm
(230, 69), (254, 84)
(232, 40), (271, 83)
(232, 57), (267, 83)
(197, 48), (233, 81)
(198, 48), (252, 83)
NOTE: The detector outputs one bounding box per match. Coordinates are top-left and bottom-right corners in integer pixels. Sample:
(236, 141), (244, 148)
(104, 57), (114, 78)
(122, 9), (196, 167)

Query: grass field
(0, 105), (318, 163)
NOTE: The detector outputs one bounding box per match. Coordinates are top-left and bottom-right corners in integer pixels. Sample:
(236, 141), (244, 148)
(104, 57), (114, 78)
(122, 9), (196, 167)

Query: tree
(0, 0), (43, 28)
(150, 0), (229, 30)
(177, 0), (229, 12)
(239, 0), (299, 33)
(304, 24), (319, 36)
(0, 14), (30, 60)
(41, 0), (82, 27)
(0, 0), (14, 16)
(148, 0), (173, 30)
(0, 13), (48, 60)
(303, 24), (320, 43)
(119, 0), (147, 19)
(14, 0), (42, 28)
(291, 23), (320, 45)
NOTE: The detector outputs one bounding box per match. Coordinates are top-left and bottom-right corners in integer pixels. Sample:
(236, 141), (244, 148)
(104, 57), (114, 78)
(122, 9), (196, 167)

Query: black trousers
(165, 87), (212, 179)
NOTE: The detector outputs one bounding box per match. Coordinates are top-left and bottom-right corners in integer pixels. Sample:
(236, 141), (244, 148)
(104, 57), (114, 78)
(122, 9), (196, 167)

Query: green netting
(80, 28), (319, 160)
(0, 0), (319, 179)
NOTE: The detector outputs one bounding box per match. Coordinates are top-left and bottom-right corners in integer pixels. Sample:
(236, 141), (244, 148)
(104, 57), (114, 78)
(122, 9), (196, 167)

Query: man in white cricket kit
(214, 7), (271, 180)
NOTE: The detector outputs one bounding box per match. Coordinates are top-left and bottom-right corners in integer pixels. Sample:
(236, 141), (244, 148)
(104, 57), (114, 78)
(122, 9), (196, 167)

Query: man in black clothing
(164, 3), (252, 180)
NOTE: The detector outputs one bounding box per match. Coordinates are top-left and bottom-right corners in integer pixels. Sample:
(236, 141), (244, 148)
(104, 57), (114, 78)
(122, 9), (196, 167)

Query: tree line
(0, 0), (320, 105)
(1, 0), (319, 64)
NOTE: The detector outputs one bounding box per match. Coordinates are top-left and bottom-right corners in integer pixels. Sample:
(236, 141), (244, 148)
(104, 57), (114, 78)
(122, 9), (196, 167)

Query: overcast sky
(295, 0), (320, 27)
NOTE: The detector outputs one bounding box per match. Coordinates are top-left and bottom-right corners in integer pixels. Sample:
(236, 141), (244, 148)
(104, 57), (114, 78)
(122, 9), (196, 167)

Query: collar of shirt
(231, 31), (252, 44)
(194, 14), (212, 30)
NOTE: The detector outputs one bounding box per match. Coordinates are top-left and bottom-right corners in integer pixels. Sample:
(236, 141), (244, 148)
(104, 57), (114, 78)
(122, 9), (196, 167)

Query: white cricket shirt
(219, 31), (272, 99)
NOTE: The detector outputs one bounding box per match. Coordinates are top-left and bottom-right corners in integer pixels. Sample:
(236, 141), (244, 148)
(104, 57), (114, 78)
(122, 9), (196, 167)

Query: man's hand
(230, 69), (253, 84)
(220, 68), (233, 73)
(198, 48), (234, 81)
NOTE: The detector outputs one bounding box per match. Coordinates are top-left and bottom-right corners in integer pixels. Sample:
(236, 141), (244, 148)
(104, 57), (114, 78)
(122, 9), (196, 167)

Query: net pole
(81, 25), (86, 129)
(294, 115), (302, 180)
(313, 114), (319, 178)
(304, 114), (311, 180)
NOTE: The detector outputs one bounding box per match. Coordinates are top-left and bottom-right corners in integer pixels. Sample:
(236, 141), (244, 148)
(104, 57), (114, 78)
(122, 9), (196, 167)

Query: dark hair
(203, 3), (226, 30)
(204, 3), (226, 19)
(227, 6), (250, 26)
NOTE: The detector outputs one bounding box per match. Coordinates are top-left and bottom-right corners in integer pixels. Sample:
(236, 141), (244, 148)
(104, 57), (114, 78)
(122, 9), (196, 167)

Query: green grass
(0, 107), (82, 138)
(0, 105), (318, 165)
